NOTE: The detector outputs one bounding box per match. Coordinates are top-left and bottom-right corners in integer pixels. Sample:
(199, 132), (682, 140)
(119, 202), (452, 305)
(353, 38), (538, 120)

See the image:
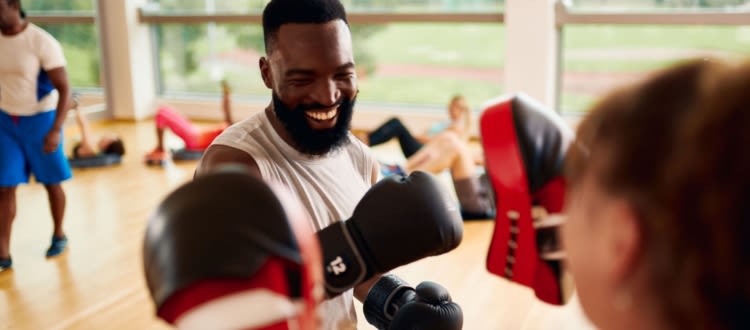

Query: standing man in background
(0, 0), (73, 271)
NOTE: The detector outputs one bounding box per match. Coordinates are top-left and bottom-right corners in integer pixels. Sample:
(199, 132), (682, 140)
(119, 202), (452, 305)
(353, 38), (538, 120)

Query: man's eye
(289, 79), (313, 86)
(336, 73), (355, 79)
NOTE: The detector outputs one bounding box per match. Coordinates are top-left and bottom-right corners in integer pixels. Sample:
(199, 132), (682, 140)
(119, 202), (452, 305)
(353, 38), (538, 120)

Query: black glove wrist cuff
(363, 274), (415, 330)
(318, 222), (368, 297)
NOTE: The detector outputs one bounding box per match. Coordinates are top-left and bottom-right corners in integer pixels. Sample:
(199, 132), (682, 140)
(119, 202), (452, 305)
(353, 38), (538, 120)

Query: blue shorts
(0, 110), (72, 186)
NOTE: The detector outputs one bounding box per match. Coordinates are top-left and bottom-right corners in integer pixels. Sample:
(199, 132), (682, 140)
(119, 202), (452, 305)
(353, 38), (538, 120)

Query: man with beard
(195, 1), (464, 329)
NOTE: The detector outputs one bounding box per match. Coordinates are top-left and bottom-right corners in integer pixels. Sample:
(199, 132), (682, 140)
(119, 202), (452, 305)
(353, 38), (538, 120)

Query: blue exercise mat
(172, 148), (204, 161)
(68, 154), (122, 168)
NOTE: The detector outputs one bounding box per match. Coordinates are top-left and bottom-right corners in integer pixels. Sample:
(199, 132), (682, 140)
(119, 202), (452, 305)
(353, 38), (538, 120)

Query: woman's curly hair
(566, 58), (750, 329)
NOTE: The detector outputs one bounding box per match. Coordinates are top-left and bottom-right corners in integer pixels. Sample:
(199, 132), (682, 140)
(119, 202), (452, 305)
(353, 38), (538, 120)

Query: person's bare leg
(405, 148), (450, 173)
(448, 141), (476, 180)
(0, 186), (17, 259)
(45, 184), (66, 238)
(404, 132), (474, 178)
(155, 126), (165, 151)
(404, 133), (456, 173)
(404, 133), (491, 217)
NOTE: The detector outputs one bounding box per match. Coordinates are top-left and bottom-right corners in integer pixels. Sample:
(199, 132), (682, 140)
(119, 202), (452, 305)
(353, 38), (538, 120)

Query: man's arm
(353, 158), (384, 301)
(44, 67), (71, 153)
(195, 144), (390, 301)
(195, 144), (259, 178)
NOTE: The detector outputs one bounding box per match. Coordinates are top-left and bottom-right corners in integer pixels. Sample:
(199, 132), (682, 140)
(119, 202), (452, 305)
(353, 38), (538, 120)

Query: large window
(146, 0), (505, 110)
(561, 25), (750, 113)
(26, 0), (100, 89)
(37, 24), (100, 88)
(357, 23), (504, 107)
(154, 21), (504, 110)
(559, 0), (750, 113)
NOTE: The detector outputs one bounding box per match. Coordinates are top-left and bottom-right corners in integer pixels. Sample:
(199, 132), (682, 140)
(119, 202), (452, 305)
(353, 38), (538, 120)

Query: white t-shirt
(212, 110), (377, 330)
(0, 23), (66, 116)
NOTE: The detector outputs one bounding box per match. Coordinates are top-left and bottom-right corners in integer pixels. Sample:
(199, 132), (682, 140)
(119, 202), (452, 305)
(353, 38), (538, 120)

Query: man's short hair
(262, 0), (348, 54)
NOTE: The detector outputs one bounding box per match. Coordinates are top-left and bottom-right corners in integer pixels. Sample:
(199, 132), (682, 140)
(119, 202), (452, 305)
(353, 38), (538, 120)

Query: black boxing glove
(364, 274), (463, 330)
(317, 171), (463, 297)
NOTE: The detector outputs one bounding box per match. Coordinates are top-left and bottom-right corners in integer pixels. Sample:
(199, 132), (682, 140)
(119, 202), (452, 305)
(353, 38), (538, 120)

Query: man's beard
(272, 93), (355, 156)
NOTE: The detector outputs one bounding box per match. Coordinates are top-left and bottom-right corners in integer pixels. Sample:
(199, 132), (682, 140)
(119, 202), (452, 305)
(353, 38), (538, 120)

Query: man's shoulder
(339, 133), (377, 182)
(344, 133), (375, 160)
(196, 144), (261, 178)
(212, 112), (271, 156)
(222, 111), (267, 135)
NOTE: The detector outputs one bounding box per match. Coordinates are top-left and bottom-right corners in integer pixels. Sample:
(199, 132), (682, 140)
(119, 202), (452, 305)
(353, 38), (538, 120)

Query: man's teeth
(306, 109), (337, 121)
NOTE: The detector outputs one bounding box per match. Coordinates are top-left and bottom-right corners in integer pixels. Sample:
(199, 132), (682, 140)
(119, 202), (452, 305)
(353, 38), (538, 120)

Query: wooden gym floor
(1, 119), (593, 330)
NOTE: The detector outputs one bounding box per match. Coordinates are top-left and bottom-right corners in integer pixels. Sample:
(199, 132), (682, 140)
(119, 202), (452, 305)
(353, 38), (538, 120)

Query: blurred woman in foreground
(563, 58), (750, 330)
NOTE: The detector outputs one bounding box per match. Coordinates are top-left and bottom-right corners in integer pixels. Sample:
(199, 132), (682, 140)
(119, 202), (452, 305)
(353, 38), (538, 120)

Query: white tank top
(212, 110), (376, 330)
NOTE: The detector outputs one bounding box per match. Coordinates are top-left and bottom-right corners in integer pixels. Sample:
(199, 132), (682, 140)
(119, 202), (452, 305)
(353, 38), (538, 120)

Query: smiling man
(194, 1), (466, 329)
(195, 0), (376, 328)
(197, 1), (373, 231)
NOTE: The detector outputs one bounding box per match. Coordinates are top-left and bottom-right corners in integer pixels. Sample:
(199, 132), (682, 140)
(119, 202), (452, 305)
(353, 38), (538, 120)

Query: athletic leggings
(367, 117), (423, 158)
(155, 105), (226, 150)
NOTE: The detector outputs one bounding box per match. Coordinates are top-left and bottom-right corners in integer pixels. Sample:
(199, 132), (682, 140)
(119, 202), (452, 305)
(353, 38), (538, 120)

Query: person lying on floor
(357, 94), (473, 158)
(382, 130), (494, 220)
(144, 80), (234, 164)
(69, 94), (126, 160)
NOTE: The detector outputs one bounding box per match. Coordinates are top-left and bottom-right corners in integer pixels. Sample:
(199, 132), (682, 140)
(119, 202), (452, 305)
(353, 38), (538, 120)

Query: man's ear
(606, 200), (642, 284)
(259, 57), (272, 89)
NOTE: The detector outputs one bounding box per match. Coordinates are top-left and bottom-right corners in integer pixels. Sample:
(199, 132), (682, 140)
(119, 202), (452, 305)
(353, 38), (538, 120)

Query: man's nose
(310, 80), (340, 107)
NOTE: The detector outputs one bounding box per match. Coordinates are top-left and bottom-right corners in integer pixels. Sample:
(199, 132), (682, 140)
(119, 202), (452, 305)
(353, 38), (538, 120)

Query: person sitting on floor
(382, 130), (494, 220)
(357, 94), (473, 158)
(69, 93), (126, 160)
(144, 80), (234, 165)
